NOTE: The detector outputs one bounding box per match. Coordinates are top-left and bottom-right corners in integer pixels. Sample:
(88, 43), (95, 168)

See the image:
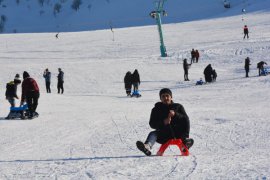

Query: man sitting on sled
(136, 88), (193, 156)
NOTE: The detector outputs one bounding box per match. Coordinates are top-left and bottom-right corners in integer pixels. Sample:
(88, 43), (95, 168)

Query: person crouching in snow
(136, 88), (193, 156)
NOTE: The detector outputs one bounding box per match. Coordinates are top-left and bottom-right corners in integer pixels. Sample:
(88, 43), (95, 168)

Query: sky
(1, 0), (270, 33)
(0, 0), (270, 179)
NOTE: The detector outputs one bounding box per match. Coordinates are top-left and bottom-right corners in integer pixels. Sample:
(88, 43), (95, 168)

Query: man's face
(160, 93), (172, 105)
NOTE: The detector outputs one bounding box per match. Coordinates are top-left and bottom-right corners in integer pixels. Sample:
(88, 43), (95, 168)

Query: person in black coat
(244, 57), (251, 77)
(57, 68), (64, 94)
(124, 71), (132, 96)
(191, 49), (196, 64)
(204, 64), (213, 83)
(183, 59), (191, 81)
(132, 69), (140, 92)
(136, 88), (193, 156)
(257, 61), (267, 76)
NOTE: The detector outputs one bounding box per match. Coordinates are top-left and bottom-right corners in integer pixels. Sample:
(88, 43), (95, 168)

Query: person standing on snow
(204, 64), (213, 83)
(5, 74), (21, 107)
(57, 68), (64, 94)
(20, 71), (40, 118)
(136, 88), (193, 156)
(183, 59), (191, 81)
(244, 57), (251, 77)
(195, 49), (200, 63)
(124, 71), (132, 96)
(131, 69), (140, 93)
(191, 49), (196, 64)
(243, 25), (249, 39)
(43, 68), (51, 93)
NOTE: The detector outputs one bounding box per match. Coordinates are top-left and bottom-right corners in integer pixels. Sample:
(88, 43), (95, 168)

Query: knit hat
(14, 74), (21, 84)
(23, 71), (30, 79)
(159, 88), (172, 97)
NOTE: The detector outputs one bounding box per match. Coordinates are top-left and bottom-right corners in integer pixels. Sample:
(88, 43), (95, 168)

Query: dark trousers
(184, 69), (189, 81)
(46, 82), (51, 93)
(245, 69), (249, 77)
(57, 81), (64, 94)
(26, 91), (40, 116)
(243, 33), (249, 39)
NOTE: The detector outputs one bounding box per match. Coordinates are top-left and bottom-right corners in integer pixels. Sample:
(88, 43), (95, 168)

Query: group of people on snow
(5, 68), (65, 119)
(43, 68), (64, 94)
(244, 57), (268, 77)
(190, 49), (200, 64)
(124, 69), (140, 97)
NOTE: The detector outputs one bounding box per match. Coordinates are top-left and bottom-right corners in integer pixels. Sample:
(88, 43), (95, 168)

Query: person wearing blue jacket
(43, 68), (51, 93)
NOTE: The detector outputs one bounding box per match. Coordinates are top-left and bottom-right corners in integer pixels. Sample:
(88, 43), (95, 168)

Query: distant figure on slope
(57, 68), (64, 94)
(20, 71), (40, 119)
(183, 58), (191, 81)
(131, 69), (141, 97)
(257, 61), (267, 76)
(5, 74), (21, 107)
(136, 88), (193, 156)
(124, 71), (132, 96)
(55, 33), (59, 39)
(204, 64), (213, 83)
(195, 49), (200, 63)
(43, 68), (51, 93)
(243, 25), (249, 39)
(191, 49), (196, 64)
(212, 69), (217, 82)
(244, 57), (251, 77)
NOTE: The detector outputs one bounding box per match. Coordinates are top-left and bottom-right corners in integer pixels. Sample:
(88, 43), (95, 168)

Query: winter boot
(136, 141), (151, 156)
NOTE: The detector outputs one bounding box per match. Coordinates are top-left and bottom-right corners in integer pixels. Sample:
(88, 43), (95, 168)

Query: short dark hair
(159, 88), (172, 97)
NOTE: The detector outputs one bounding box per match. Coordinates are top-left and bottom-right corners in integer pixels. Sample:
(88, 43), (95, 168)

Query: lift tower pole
(150, 0), (167, 57)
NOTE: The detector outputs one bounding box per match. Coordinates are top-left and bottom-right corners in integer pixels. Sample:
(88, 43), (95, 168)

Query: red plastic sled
(156, 139), (189, 156)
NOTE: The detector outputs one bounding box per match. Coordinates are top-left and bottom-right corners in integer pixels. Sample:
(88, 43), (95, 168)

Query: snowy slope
(0, 4), (270, 180)
(0, 0), (270, 33)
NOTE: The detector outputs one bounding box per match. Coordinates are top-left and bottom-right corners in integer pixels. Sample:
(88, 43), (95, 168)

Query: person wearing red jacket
(20, 71), (40, 118)
(243, 25), (249, 39)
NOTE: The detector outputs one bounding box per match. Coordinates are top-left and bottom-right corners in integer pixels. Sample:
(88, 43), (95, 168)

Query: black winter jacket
(149, 101), (190, 144)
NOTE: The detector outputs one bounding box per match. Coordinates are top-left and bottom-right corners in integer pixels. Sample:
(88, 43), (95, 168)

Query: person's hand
(164, 118), (171, 125)
(168, 110), (175, 118)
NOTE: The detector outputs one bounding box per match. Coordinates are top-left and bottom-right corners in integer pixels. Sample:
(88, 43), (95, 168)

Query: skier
(124, 71), (132, 96)
(257, 61), (267, 76)
(43, 68), (51, 93)
(244, 57), (251, 77)
(243, 25), (249, 39)
(204, 64), (213, 83)
(5, 74), (21, 107)
(136, 88), (193, 156)
(183, 59), (191, 81)
(131, 69), (141, 97)
(57, 68), (64, 94)
(20, 71), (40, 119)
